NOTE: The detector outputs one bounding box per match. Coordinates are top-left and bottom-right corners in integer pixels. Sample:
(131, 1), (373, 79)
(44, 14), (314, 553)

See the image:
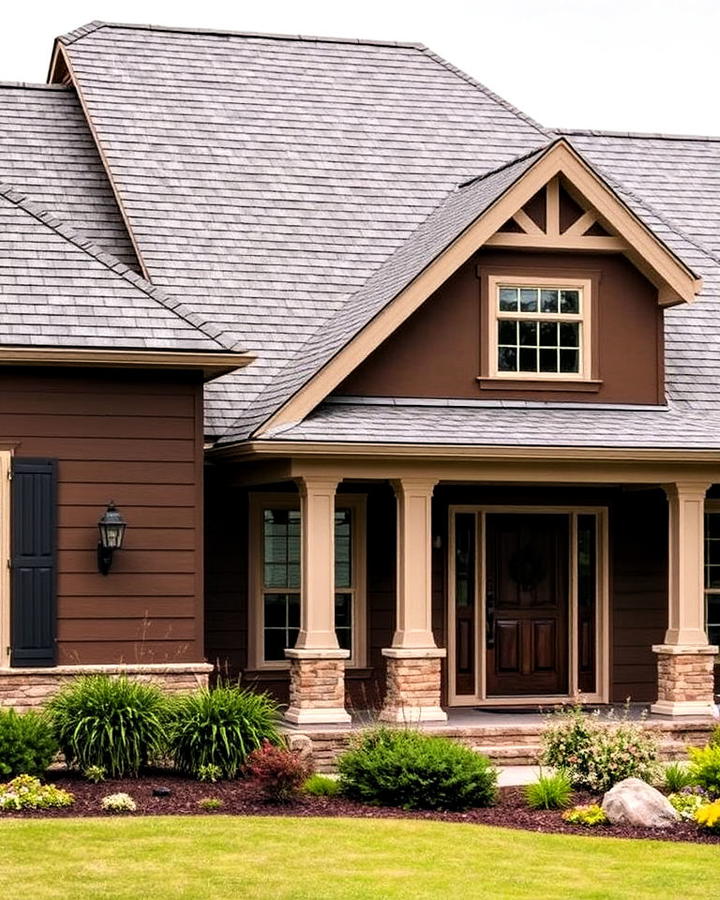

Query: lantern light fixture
(97, 502), (127, 575)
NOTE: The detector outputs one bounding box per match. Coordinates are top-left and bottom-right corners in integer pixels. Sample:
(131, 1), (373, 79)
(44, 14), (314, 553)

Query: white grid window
(704, 511), (720, 647)
(496, 285), (583, 375)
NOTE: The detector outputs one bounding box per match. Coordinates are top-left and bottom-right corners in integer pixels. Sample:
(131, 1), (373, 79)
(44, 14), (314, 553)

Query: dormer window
(487, 274), (592, 382)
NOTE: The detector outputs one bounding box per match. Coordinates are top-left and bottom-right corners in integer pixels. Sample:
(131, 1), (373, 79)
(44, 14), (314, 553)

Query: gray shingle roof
(0, 83), (138, 269)
(58, 23), (549, 435)
(0, 183), (241, 352)
(271, 397), (720, 450)
(39, 23), (720, 450)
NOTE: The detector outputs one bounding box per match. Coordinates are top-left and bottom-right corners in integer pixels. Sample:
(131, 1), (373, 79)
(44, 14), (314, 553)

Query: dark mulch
(2, 770), (718, 844)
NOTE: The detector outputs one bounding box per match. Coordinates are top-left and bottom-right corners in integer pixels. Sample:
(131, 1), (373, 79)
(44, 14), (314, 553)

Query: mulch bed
(1, 770), (718, 844)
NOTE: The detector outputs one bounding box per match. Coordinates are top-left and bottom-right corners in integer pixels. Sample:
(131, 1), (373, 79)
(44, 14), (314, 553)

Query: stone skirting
(285, 651), (351, 725)
(651, 645), (718, 717)
(0, 663), (213, 712)
(284, 718), (719, 773)
(378, 649), (447, 723)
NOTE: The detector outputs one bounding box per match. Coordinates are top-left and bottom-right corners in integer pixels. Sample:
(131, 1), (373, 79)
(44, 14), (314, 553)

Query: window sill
(476, 377), (602, 393)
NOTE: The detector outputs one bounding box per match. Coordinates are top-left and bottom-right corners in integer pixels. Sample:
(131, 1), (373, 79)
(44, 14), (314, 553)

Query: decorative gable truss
(250, 139), (702, 439)
(488, 176), (626, 253)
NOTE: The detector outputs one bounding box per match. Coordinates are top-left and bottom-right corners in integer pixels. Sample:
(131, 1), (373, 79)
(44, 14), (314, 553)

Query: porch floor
(281, 704), (718, 772)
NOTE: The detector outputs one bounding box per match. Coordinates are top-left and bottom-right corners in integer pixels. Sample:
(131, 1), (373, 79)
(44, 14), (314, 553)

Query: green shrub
(166, 685), (281, 780)
(245, 741), (313, 804)
(337, 727), (497, 812)
(668, 790), (706, 821)
(709, 726), (720, 748)
(541, 705), (658, 793)
(562, 803), (608, 826)
(197, 763), (223, 784)
(0, 708), (58, 778)
(688, 744), (720, 797)
(0, 774), (73, 811)
(524, 770), (572, 810)
(48, 675), (167, 778)
(663, 762), (695, 793)
(304, 774), (340, 797)
(197, 797), (224, 811)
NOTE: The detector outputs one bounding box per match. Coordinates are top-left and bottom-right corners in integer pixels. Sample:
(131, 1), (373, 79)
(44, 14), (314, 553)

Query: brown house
(2, 22), (720, 727)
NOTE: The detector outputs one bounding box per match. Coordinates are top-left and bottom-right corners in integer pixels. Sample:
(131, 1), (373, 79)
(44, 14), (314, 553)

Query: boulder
(601, 778), (679, 828)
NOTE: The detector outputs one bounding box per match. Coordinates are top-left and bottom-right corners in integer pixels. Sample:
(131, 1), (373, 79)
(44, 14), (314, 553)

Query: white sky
(1, 0), (718, 136)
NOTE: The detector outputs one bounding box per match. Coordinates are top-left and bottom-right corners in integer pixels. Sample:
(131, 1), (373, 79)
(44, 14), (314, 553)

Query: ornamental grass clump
(663, 761), (695, 793)
(0, 708), (58, 779)
(166, 685), (281, 780)
(0, 775), (73, 811)
(524, 770), (572, 810)
(541, 705), (658, 793)
(47, 675), (167, 778)
(337, 727), (497, 812)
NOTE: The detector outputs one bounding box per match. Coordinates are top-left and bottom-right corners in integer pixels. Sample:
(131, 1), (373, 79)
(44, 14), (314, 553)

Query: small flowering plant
(541, 703), (658, 793)
(100, 792), (137, 813)
(562, 803), (608, 826)
(0, 774), (73, 811)
(695, 798), (720, 831)
(668, 788), (707, 821)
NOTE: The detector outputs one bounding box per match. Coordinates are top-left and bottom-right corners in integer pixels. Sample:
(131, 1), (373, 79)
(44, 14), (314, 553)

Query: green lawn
(0, 816), (716, 899)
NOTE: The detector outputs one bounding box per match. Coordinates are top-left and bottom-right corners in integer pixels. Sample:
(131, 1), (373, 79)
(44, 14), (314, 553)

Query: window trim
(0, 451), (10, 668)
(703, 501), (720, 650)
(486, 274), (593, 382)
(248, 492), (367, 670)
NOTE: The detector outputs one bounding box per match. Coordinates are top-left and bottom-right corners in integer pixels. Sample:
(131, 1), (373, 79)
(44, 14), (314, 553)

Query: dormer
(257, 140), (701, 436)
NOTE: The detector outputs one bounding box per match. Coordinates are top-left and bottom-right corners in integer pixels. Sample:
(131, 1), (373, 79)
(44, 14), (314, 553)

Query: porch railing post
(379, 477), (447, 723)
(284, 474), (351, 725)
(651, 481), (718, 717)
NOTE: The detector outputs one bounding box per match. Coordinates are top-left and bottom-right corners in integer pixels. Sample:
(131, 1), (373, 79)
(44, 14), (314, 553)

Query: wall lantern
(97, 502), (127, 575)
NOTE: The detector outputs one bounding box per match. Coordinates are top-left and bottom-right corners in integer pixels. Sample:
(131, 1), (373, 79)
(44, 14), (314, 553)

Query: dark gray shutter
(11, 458), (57, 667)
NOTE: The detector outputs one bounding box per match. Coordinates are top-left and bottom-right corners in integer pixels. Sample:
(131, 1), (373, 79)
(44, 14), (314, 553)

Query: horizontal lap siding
(2, 369), (203, 666)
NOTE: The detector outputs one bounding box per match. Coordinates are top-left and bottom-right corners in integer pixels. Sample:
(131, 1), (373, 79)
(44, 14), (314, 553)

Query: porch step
(472, 744), (542, 765)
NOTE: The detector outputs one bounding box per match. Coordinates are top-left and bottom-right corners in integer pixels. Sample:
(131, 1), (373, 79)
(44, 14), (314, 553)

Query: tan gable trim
(257, 140), (700, 437)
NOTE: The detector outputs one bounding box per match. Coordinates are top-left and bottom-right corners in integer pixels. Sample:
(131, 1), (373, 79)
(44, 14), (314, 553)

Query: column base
(379, 648), (447, 724)
(284, 649), (351, 726)
(651, 644), (718, 719)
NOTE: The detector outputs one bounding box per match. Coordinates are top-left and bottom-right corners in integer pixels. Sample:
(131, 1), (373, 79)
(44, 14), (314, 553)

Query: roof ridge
(556, 127), (720, 144)
(56, 20), (426, 50)
(0, 183), (243, 352)
(420, 48), (549, 138)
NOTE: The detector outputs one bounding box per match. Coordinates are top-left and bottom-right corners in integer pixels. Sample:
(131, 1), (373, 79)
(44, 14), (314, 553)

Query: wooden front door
(485, 513), (569, 696)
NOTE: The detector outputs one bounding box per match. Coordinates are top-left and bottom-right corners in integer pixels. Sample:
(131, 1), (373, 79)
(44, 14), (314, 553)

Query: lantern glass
(98, 504), (127, 550)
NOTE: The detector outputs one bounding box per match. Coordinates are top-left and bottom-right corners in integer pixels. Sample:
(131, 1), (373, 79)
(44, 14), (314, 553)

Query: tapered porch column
(284, 475), (351, 725)
(651, 482), (718, 717)
(379, 477), (447, 723)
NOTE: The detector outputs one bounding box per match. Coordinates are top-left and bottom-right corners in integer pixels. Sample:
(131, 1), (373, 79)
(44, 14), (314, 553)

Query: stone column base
(378, 648), (447, 723)
(650, 644), (718, 717)
(284, 649), (351, 725)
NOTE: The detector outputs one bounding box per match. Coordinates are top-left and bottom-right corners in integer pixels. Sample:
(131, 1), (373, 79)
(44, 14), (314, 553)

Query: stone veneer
(379, 653), (446, 722)
(0, 663), (213, 712)
(285, 655), (351, 724)
(651, 645), (718, 715)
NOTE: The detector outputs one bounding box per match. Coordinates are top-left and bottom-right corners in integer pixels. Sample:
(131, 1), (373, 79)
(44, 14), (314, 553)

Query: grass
(0, 816), (717, 899)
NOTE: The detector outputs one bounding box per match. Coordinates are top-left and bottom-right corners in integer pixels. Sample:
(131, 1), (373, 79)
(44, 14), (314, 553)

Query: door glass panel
(577, 514), (597, 694)
(454, 513), (476, 696)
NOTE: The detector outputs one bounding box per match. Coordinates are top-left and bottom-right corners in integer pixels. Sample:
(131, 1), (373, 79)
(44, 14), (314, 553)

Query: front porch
(282, 705), (718, 773)
(205, 446), (720, 728)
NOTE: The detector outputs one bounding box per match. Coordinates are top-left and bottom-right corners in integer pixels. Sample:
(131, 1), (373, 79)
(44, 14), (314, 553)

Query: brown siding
(2, 368), (204, 666)
(338, 250), (663, 405)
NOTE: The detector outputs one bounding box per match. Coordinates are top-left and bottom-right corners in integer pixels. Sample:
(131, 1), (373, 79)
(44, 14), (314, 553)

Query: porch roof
(260, 396), (720, 450)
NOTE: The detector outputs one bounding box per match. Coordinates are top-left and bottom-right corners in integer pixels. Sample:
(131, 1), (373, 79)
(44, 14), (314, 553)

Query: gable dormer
(258, 140), (701, 436)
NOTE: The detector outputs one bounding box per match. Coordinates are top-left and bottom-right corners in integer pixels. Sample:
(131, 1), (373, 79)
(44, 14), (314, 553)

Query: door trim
(447, 505), (609, 706)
